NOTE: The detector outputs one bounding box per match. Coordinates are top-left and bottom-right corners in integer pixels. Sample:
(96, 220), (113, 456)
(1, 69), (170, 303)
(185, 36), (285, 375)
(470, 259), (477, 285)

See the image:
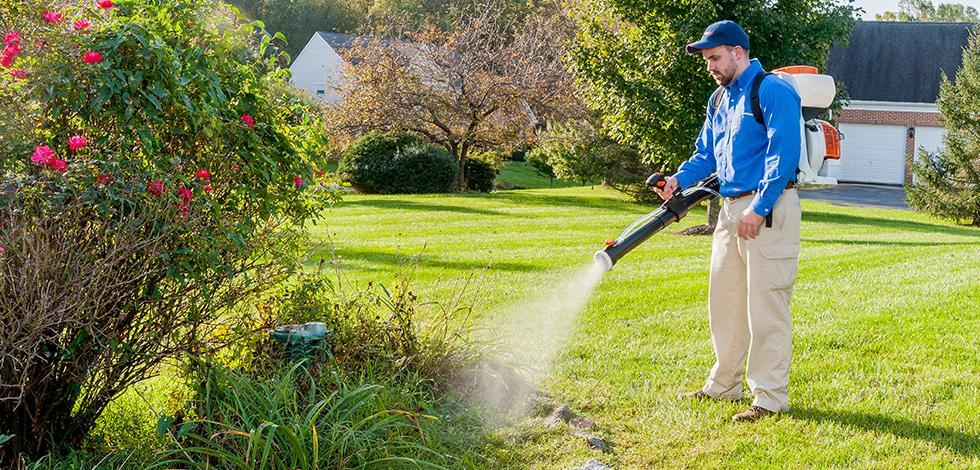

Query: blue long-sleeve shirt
(674, 59), (802, 217)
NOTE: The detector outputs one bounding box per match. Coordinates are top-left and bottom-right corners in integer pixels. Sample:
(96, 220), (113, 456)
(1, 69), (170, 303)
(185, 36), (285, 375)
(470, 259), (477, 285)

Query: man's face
(701, 45), (739, 86)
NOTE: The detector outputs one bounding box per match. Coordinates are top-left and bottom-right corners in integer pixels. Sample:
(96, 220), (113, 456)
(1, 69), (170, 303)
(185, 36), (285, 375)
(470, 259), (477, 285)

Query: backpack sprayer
(594, 66), (842, 272)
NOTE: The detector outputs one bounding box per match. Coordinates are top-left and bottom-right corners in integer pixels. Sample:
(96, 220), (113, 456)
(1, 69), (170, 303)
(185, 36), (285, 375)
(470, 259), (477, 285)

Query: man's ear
(738, 46), (750, 61)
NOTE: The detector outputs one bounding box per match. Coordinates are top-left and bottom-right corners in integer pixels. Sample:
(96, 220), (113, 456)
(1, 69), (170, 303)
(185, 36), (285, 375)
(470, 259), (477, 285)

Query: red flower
(49, 159), (67, 172)
(73, 19), (92, 31)
(146, 181), (165, 196)
(3, 31), (19, 47)
(293, 176), (303, 188)
(2, 42), (22, 68)
(44, 11), (63, 24)
(241, 114), (255, 128)
(204, 183), (214, 193)
(178, 186), (193, 203)
(32, 146), (55, 165)
(97, 0), (115, 8)
(231, 164), (240, 172)
(195, 169), (211, 180)
(82, 51), (103, 64)
(97, 174), (113, 184)
(9, 69), (28, 80)
(68, 135), (87, 151)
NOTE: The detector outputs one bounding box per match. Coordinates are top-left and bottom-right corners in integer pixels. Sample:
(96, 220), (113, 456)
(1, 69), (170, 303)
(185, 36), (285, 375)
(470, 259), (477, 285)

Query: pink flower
(0, 246), (5, 254)
(49, 159), (67, 173)
(44, 11), (63, 24)
(97, 174), (112, 184)
(4, 43), (21, 56)
(98, 0), (116, 8)
(231, 164), (240, 172)
(68, 135), (87, 151)
(9, 69), (28, 80)
(3, 31), (19, 47)
(32, 146), (55, 165)
(73, 19), (92, 31)
(195, 169), (211, 180)
(204, 183), (214, 193)
(241, 114), (255, 127)
(82, 51), (103, 64)
(146, 181), (165, 196)
(2, 42), (22, 68)
(293, 176), (303, 188)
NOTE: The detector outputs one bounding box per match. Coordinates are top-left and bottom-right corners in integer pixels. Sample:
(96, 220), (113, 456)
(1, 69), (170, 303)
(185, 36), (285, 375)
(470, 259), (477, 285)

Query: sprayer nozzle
(593, 250), (613, 272)
(605, 239), (616, 247)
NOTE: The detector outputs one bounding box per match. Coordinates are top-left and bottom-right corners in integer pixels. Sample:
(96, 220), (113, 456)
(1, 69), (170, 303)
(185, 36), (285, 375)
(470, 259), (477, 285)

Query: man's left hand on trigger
(737, 209), (765, 239)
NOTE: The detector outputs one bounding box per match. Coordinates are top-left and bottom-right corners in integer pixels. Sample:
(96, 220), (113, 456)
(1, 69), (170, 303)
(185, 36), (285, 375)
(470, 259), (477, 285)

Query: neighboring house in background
(289, 32), (358, 104)
(290, 32), (432, 104)
(827, 21), (974, 185)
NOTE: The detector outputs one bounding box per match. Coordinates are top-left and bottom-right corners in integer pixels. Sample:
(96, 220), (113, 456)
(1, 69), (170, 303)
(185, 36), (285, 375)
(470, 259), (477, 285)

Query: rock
(569, 417), (596, 431)
(544, 404), (577, 427)
(573, 430), (609, 452)
(572, 458), (612, 470)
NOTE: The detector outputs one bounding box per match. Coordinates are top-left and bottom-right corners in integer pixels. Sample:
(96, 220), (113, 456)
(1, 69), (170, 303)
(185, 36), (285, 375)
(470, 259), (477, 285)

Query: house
(289, 32), (358, 104)
(826, 21), (974, 185)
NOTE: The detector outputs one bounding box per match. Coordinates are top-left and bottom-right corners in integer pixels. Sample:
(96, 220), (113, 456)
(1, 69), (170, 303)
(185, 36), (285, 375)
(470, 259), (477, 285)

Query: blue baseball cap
(685, 20), (750, 54)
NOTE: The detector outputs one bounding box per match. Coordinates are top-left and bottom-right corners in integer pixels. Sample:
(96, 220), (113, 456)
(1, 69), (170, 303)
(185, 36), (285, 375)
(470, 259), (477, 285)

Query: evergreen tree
(907, 31), (980, 226)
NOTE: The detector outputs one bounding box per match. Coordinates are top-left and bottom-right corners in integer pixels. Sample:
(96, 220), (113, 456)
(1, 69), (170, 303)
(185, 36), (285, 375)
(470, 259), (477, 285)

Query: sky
(854, 0), (980, 19)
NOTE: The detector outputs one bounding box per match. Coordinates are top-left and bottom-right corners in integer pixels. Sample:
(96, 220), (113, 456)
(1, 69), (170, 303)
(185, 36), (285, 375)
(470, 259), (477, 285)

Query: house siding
(289, 35), (347, 104)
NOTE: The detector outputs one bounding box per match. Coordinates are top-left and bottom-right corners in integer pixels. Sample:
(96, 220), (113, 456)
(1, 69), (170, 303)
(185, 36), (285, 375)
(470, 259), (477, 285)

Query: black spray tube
(594, 174), (720, 272)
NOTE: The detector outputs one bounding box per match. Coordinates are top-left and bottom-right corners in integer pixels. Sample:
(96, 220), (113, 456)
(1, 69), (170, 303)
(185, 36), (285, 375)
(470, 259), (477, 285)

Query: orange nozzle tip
(605, 239), (616, 246)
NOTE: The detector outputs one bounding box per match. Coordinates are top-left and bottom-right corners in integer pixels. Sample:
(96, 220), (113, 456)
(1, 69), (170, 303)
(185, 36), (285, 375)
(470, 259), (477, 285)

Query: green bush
(464, 155), (499, 193)
(338, 132), (457, 193)
(0, 0), (334, 461)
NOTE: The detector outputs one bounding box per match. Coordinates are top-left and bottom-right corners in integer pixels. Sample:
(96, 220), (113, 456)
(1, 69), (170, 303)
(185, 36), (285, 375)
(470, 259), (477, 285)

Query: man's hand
(655, 176), (680, 200)
(737, 208), (765, 239)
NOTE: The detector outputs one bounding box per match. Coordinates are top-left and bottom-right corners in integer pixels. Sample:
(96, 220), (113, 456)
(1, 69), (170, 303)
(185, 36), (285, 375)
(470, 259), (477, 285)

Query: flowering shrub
(0, 0), (334, 461)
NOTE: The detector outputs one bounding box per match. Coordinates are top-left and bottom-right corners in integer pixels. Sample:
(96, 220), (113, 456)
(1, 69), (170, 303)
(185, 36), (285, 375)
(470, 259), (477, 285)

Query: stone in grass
(569, 417), (596, 431)
(573, 430), (609, 452)
(544, 404), (577, 427)
(572, 458), (612, 470)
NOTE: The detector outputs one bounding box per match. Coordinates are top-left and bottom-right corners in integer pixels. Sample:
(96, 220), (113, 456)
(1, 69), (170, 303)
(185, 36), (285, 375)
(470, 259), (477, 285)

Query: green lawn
(312, 186), (980, 468)
(496, 161), (583, 189)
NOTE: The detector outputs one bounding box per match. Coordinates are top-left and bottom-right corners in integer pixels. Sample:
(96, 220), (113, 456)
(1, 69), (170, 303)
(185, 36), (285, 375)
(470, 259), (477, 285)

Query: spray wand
(594, 173), (720, 272)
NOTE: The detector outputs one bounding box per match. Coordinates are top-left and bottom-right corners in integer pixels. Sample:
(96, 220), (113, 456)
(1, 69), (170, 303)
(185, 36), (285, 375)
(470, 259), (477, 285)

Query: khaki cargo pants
(701, 188), (800, 412)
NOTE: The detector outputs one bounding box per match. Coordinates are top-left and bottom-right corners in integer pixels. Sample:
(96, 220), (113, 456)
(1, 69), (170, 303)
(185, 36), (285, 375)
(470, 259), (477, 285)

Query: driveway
(798, 184), (909, 210)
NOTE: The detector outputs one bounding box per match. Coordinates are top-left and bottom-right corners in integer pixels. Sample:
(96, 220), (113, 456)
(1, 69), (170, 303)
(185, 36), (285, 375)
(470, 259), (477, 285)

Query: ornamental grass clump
(0, 0), (334, 462)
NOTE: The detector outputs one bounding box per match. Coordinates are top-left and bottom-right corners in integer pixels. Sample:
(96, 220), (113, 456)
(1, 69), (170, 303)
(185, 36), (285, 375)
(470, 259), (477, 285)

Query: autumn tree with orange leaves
(328, 2), (578, 190)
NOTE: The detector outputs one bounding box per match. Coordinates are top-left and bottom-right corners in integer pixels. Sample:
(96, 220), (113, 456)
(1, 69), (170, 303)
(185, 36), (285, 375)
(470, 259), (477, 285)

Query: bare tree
(328, 2), (578, 190)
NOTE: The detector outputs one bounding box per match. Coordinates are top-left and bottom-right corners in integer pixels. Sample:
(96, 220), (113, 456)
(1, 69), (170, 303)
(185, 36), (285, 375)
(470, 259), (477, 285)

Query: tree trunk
(707, 196), (721, 229)
(455, 143), (470, 191)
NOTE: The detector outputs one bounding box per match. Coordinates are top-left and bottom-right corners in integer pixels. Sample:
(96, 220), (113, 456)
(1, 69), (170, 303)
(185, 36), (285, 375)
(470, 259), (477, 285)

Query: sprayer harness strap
(710, 71), (774, 126)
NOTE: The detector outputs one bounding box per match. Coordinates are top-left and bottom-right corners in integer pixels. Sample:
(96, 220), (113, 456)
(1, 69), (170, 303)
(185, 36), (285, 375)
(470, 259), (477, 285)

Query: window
(316, 89), (325, 95)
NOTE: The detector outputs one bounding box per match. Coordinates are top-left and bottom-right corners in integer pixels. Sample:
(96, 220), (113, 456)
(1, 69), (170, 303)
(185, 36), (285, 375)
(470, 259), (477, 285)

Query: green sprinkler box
(269, 322), (331, 363)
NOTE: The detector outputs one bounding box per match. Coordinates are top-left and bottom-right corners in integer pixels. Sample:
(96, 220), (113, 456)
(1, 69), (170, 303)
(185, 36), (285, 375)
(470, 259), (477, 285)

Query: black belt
(727, 181), (795, 201)
(725, 182), (796, 228)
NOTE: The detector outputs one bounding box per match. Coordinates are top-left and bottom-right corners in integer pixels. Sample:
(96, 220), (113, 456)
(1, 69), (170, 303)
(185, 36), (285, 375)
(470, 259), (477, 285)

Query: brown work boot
(678, 390), (713, 400)
(732, 405), (777, 423)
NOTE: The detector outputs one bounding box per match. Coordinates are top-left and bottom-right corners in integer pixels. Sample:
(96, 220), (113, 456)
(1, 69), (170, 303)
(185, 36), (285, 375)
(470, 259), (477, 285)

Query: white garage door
(838, 123), (907, 185)
(913, 126), (946, 160)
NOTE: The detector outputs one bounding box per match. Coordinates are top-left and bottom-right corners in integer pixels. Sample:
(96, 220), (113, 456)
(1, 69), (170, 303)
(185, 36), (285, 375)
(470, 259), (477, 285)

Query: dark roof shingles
(827, 21), (974, 103)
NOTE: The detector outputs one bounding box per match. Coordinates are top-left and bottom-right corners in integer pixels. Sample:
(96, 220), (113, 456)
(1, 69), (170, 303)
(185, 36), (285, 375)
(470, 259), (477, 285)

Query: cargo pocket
(761, 243), (800, 290)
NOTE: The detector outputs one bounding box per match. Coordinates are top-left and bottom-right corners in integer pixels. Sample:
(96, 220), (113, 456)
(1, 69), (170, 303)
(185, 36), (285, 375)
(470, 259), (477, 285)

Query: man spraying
(656, 20), (802, 422)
